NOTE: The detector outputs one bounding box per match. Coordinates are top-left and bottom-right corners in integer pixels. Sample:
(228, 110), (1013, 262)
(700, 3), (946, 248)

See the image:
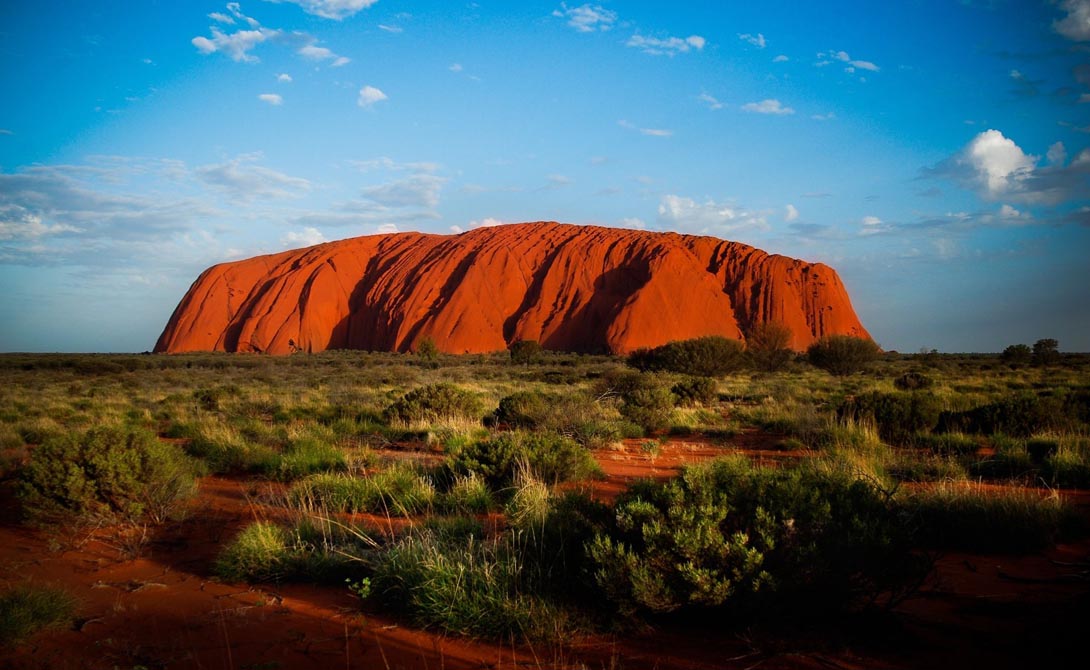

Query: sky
(1, 0), (1088, 353)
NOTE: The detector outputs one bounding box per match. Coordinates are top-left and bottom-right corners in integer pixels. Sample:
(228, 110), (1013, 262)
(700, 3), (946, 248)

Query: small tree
(626, 336), (746, 377)
(415, 337), (439, 362)
(1000, 343), (1032, 366)
(806, 335), (880, 376)
(746, 322), (793, 372)
(1031, 338), (1059, 366)
(509, 339), (543, 365)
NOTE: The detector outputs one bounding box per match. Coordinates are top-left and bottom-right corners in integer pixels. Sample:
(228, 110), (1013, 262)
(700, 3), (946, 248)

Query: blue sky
(1, 0), (1088, 353)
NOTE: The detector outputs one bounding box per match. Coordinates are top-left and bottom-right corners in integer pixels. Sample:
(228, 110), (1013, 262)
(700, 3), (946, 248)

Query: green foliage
(291, 464), (436, 516)
(627, 336), (746, 377)
(893, 371), (933, 391)
(509, 339), (543, 365)
(0, 584), (76, 646)
(1000, 344), (1032, 366)
(19, 426), (198, 524)
(937, 392), (1076, 437)
(449, 431), (599, 490)
(838, 391), (944, 445)
(415, 337), (439, 361)
(383, 383), (484, 426)
(806, 335), (881, 376)
(671, 377), (718, 407)
(441, 474), (496, 514)
(1032, 338), (1060, 366)
(901, 484), (1080, 553)
(215, 520), (361, 584)
(746, 322), (794, 373)
(215, 521), (291, 582)
(619, 384), (676, 433)
(589, 457), (921, 618)
(493, 391), (553, 429)
(265, 436), (347, 480)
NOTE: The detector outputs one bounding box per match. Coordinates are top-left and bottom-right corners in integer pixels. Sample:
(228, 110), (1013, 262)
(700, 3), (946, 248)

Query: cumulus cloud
(298, 42), (350, 66)
(357, 85), (388, 107)
(811, 112), (836, 121)
(816, 49), (879, 73)
(931, 131), (1089, 209)
(657, 194), (768, 234)
(1055, 0), (1090, 41)
(784, 204), (799, 222)
(773, 54), (788, 62)
(0, 212), (81, 241)
(192, 27), (278, 62)
(266, 0), (379, 20)
(742, 99), (794, 115)
(258, 93), (283, 105)
(553, 3), (617, 33)
(467, 217), (505, 229)
(738, 33), (766, 48)
(449, 63), (463, 72)
(281, 226), (327, 248)
(277, 72), (293, 82)
(196, 154), (311, 201)
(620, 217), (646, 229)
(362, 173), (446, 208)
(618, 119), (673, 136)
(698, 93), (724, 110)
(626, 34), (705, 56)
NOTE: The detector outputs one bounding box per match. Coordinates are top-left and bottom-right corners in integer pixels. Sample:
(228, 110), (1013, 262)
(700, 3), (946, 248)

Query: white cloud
(277, 72), (293, 82)
(357, 85), (388, 107)
(545, 174), (572, 188)
(375, 223), (399, 234)
(1048, 141), (1067, 165)
(0, 213), (81, 241)
(552, 3), (617, 33)
(742, 99), (794, 115)
(817, 49), (880, 73)
(449, 63), (463, 72)
(960, 129), (1037, 196)
(362, 173), (446, 208)
(378, 24), (403, 33)
(738, 33), (766, 48)
(208, 12), (235, 24)
(621, 217), (646, 229)
(862, 215), (882, 226)
(785, 204), (799, 222)
(281, 226), (327, 248)
(258, 93), (283, 105)
(267, 0), (379, 20)
(698, 93), (724, 110)
(811, 112), (836, 121)
(467, 217), (505, 229)
(773, 54), (788, 62)
(196, 154), (311, 201)
(227, 3), (260, 28)
(1055, 0), (1090, 41)
(192, 27), (278, 63)
(657, 194), (768, 234)
(626, 34), (705, 56)
(999, 204), (1024, 219)
(618, 119), (673, 137)
(298, 43), (351, 66)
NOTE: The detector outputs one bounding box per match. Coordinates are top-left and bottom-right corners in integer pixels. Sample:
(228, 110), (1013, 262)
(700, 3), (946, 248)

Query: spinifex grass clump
(215, 519), (368, 584)
(383, 383), (485, 427)
(19, 426), (199, 524)
(0, 584), (76, 646)
(290, 463), (436, 516)
(447, 431), (600, 491)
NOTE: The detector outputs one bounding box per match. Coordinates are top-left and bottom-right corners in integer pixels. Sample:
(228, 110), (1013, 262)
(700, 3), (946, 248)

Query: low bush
(0, 584), (76, 646)
(627, 336), (746, 377)
(807, 336), (881, 376)
(589, 457), (923, 619)
(893, 371), (933, 391)
(509, 340), (543, 365)
(448, 432), (599, 491)
(215, 520), (361, 584)
(936, 392), (1074, 437)
(671, 377), (717, 407)
(493, 390), (620, 448)
(264, 436), (346, 481)
(290, 464), (435, 516)
(19, 426), (199, 524)
(838, 391), (943, 445)
(901, 483), (1080, 553)
(745, 322), (794, 373)
(383, 384), (484, 427)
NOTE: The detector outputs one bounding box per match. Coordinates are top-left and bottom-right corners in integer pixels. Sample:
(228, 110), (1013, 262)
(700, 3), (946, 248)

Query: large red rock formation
(154, 222), (870, 355)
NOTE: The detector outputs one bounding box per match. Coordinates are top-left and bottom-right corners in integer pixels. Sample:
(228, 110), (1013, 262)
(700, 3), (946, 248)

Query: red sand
(154, 222), (870, 355)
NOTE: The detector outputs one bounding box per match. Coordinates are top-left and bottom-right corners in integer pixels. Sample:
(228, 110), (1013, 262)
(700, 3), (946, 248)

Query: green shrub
(215, 520), (360, 584)
(441, 474), (496, 514)
(290, 465), (435, 516)
(1000, 344), (1032, 366)
(745, 322), (794, 373)
(627, 336), (746, 377)
(893, 371), (933, 391)
(901, 483), (1080, 553)
(671, 377), (717, 407)
(449, 432), (599, 490)
(493, 390), (619, 448)
(19, 426), (198, 524)
(1032, 338), (1060, 366)
(215, 522), (291, 582)
(493, 391), (554, 429)
(937, 392), (1073, 437)
(383, 384), (484, 426)
(0, 584), (76, 646)
(265, 436), (346, 480)
(806, 335), (881, 376)
(509, 340), (543, 365)
(838, 391), (943, 445)
(589, 457), (922, 618)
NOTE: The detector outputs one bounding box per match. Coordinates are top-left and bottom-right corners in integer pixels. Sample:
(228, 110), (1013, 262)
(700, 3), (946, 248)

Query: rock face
(155, 222), (870, 355)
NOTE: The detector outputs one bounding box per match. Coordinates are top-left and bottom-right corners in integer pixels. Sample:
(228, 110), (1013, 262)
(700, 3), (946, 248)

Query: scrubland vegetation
(0, 337), (1087, 653)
